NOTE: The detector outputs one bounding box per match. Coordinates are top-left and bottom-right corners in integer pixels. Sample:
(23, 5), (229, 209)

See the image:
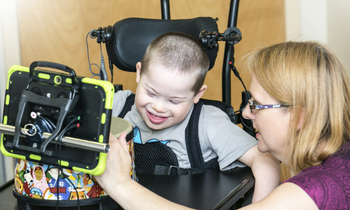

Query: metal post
(0, 124), (109, 153)
(222, 0), (240, 105)
(161, 0), (170, 20)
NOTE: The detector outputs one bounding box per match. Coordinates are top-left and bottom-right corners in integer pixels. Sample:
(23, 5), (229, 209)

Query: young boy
(111, 32), (280, 202)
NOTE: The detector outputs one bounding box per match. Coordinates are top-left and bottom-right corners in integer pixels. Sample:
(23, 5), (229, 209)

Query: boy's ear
(193, 85), (207, 104)
(136, 62), (142, 83)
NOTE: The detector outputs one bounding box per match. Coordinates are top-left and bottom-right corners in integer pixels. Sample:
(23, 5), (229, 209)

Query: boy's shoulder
(199, 102), (255, 140)
(114, 90), (134, 99)
(200, 102), (233, 122)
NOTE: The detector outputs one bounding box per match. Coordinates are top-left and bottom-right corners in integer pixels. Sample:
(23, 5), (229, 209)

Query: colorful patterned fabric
(14, 159), (107, 200)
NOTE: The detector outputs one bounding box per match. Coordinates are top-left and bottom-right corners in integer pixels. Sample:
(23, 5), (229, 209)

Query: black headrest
(105, 17), (219, 72)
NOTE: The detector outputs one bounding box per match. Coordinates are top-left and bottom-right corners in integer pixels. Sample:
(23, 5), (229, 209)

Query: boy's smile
(146, 109), (169, 124)
(134, 61), (206, 131)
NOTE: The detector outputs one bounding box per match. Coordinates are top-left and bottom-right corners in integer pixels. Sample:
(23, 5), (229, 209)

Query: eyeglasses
(248, 99), (290, 113)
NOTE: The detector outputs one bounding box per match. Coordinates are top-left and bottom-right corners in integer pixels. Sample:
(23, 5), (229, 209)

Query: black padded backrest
(105, 17), (219, 72)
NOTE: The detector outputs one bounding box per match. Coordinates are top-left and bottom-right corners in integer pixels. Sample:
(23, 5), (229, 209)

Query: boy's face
(135, 61), (206, 130)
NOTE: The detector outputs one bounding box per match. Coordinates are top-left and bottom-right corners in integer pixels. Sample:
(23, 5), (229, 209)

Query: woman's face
(242, 75), (291, 163)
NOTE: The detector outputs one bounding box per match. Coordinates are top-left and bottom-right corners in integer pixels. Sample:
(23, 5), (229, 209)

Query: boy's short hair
(140, 32), (210, 94)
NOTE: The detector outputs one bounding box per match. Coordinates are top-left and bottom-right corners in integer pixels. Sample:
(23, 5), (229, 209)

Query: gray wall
(285, 0), (350, 73)
(327, 0), (350, 72)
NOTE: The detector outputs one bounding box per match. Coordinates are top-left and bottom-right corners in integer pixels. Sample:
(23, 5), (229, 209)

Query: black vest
(118, 94), (237, 175)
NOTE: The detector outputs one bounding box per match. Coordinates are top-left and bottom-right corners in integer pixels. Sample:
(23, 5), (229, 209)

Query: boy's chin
(146, 123), (167, 131)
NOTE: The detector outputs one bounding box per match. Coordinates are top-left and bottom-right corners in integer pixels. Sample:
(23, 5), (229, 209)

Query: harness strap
(118, 93), (135, 118)
(119, 93), (220, 174)
(154, 157), (219, 175)
(185, 101), (206, 169)
(154, 165), (208, 175)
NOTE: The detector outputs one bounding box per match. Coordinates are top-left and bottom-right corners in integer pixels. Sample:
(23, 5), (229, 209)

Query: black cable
(228, 59), (256, 135)
(66, 176), (81, 210)
(86, 32), (100, 78)
(110, 69), (114, 84)
(55, 127), (64, 209)
(57, 133), (81, 209)
(55, 144), (59, 210)
(99, 44), (108, 81)
(109, 59), (114, 84)
(229, 59), (247, 92)
(56, 116), (80, 140)
(54, 116), (81, 210)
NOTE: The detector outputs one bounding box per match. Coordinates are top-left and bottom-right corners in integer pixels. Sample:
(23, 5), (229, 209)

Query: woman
(240, 41), (350, 209)
(95, 41), (350, 210)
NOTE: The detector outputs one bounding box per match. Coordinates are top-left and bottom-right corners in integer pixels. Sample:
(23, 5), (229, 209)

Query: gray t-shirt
(112, 90), (257, 170)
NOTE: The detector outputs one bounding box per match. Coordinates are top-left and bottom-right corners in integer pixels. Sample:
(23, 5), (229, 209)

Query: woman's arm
(240, 182), (318, 210)
(238, 145), (281, 203)
(94, 133), (193, 210)
(95, 134), (317, 210)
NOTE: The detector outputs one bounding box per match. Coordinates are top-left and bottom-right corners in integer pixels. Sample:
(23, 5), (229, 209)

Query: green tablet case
(0, 62), (114, 175)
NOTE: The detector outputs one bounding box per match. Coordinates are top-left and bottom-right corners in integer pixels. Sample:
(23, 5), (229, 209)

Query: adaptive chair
(90, 0), (254, 171)
(89, 0), (255, 208)
(91, 0), (254, 135)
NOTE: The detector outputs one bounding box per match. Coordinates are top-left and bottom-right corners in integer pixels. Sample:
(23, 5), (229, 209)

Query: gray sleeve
(198, 105), (257, 170)
(112, 90), (133, 117)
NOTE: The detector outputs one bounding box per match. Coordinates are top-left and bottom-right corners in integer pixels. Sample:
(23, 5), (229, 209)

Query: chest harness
(118, 94), (237, 175)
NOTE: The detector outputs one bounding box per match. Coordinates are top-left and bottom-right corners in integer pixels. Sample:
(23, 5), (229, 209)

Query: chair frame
(159, 0), (254, 136)
(160, 0), (240, 106)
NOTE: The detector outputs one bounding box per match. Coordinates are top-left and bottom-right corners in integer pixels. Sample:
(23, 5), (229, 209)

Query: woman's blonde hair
(246, 41), (350, 174)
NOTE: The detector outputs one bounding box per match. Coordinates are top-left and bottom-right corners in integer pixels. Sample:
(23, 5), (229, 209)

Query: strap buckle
(168, 165), (180, 175)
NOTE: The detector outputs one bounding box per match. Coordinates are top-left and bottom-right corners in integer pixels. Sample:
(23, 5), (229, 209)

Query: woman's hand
(94, 132), (132, 191)
(94, 132), (194, 210)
